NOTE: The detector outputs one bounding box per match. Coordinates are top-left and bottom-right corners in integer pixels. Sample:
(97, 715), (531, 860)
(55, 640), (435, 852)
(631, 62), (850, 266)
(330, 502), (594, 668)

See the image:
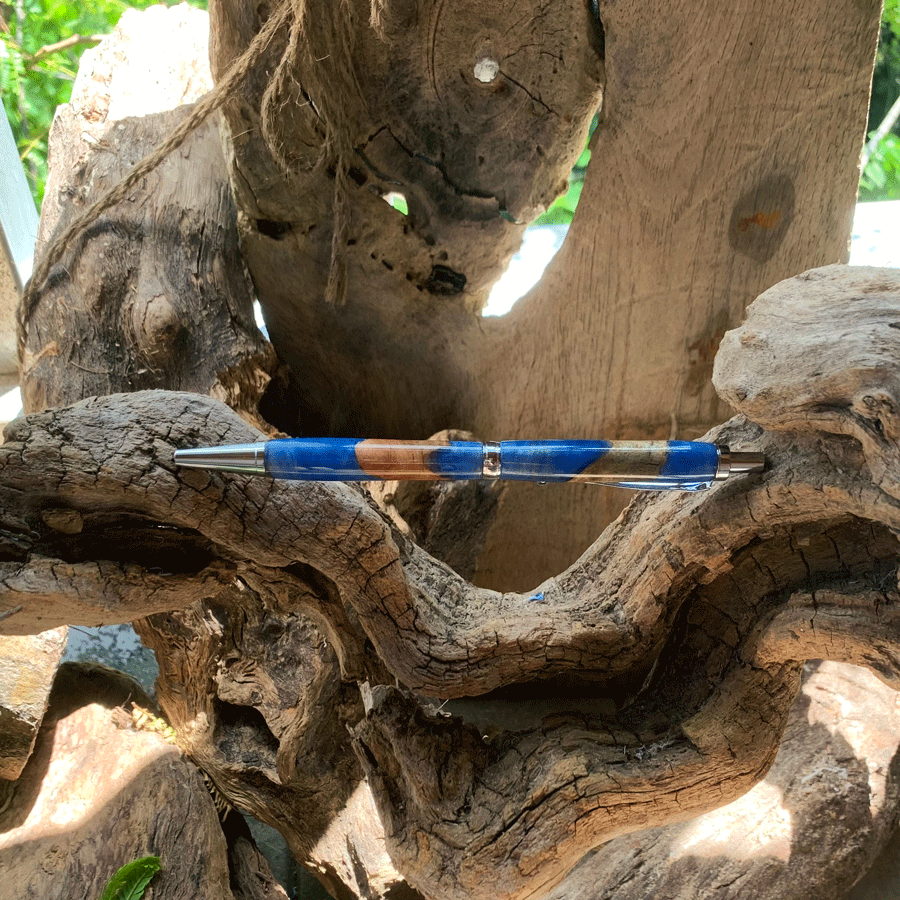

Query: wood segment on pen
(356, 439), (452, 480)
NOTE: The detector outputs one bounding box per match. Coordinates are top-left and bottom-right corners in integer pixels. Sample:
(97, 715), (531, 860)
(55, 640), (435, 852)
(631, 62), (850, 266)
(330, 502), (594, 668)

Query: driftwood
(0, 628), (66, 780)
(208, 0), (882, 590)
(22, 0), (884, 588)
(20, 4), (275, 428)
(0, 662), (288, 900)
(4, 2), (899, 899)
(545, 661), (900, 900)
(3, 265), (900, 898)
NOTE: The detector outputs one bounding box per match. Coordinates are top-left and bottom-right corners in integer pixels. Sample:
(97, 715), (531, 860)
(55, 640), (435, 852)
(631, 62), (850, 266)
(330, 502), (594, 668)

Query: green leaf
(860, 133), (900, 201)
(389, 193), (408, 215)
(98, 856), (161, 900)
(532, 204), (574, 226)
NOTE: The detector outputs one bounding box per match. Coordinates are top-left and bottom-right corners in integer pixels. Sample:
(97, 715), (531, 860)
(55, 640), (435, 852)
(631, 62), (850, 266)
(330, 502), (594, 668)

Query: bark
(20, 4), (275, 429)
(3, 263), (900, 896)
(544, 661), (900, 900)
(0, 628), (66, 780)
(7, 3), (897, 900)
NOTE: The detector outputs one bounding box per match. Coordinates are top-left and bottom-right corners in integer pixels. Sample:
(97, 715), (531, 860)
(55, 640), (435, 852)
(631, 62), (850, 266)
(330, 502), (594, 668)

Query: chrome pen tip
(728, 452), (766, 475)
(715, 447), (765, 481)
(174, 443), (267, 475)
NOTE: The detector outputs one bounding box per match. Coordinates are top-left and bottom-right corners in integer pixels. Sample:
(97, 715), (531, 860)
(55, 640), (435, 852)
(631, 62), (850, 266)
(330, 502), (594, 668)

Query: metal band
(714, 446), (765, 481)
(482, 441), (501, 479)
(714, 446), (731, 481)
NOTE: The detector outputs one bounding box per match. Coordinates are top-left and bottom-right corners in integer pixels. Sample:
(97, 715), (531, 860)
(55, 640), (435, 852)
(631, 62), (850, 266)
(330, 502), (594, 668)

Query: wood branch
(25, 33), (102, 65)
(544, 661), (900, 900)
(714, 265), (900, 499)
(2, 264), (900, 897)
(861, 91), (900, 170)
(10, 5), (896, 898)
(0, 662), (288, 900)
(353, 544), (900, 900)
(0, 389), (413, 897)
(132, 586), (409, 900)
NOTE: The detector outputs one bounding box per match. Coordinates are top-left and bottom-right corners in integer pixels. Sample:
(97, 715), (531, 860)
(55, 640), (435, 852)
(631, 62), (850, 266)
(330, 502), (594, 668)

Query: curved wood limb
(3, 266), (900, 896)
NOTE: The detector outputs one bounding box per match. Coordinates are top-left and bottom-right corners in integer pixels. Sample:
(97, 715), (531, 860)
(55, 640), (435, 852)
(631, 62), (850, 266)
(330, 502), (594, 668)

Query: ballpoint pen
(174, 438), (764, 491)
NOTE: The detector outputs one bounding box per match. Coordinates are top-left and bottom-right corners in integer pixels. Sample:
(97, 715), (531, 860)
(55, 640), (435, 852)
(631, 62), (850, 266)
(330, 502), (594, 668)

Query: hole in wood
(474, 57), (500, 83)
(425, 264), (467, 295)
(383, 191), (408, 216)
(255, 219), (293, 240)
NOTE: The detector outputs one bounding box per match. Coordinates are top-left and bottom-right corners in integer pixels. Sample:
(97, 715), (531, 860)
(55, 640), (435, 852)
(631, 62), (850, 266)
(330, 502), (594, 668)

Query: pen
(173, 438), (764, 491)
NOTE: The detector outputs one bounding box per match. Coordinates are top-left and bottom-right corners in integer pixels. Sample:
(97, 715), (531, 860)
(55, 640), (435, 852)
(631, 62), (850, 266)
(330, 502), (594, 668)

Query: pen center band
(715, 447), (730, 481)
(482, 441), (501, 479)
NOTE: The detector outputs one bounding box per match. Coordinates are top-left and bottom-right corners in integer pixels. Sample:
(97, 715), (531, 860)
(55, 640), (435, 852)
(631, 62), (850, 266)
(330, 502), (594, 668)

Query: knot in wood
(132, 293), (184, 358)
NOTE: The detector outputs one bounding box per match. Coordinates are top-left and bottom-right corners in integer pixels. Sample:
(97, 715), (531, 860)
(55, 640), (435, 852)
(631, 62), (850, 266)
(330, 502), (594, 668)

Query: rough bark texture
(20, 4), (275, 429)
(0, 662), (288, 900)
(544, 661), (900, 900)
(208, 0), (883, 591)
(3, 264), (900, 896)
(208, 0), (602, 441)
(714, 265), (900, 495)
(5, 3), (898, 900)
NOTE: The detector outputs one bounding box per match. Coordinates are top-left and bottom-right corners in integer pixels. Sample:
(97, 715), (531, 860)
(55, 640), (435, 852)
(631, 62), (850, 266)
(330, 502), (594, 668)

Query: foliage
(98, 856), (161, 900)
(532, 117), (595, 227)
(0, 0), (205, 207)
(862, 0), (900, 200)
(874, 0), (900, 99)
(860, 132), (900, 200)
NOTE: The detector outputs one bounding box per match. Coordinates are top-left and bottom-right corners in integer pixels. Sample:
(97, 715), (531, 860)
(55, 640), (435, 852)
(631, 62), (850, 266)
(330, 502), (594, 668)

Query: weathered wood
(9, 2), (896, 898)
(714, 265), (900, 499)
(20, 5), (275, 428)
(2, 258), (900, 897)
(0, 388), (414, 897)
(0, 662), (255, 900)
(544, 661), (900, 900)
(0, 628), (66, 780)
(132, 582), (412, 900)
(208, 0), (883, 590)
(206, 0), (598, 441)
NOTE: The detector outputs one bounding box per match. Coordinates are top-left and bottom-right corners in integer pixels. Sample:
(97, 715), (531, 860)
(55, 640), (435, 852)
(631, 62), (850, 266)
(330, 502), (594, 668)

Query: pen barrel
(262, 438), (721, 489)
(265, 438), (483, 481)
(499, 440), (720, 489)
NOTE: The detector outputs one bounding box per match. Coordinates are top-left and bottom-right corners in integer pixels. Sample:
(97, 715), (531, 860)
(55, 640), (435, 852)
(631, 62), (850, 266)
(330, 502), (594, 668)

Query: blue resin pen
(174, 438), (764, 491)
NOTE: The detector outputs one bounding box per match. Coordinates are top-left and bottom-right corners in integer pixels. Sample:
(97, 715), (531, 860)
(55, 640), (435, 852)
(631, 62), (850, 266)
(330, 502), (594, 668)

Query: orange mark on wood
(737, 210), (782, 232)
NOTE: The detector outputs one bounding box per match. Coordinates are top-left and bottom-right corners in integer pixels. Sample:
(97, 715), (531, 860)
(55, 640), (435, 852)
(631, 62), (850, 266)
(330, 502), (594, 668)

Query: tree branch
(2, 260), (900, 896)
(860, 90), (900, 171)
(25, 33), (103, 66)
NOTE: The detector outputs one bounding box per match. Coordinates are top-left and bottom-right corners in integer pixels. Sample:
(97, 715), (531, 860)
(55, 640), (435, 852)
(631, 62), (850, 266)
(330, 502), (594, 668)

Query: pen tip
(729, 452), (765, 475)
(173, 443), (267, 475)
